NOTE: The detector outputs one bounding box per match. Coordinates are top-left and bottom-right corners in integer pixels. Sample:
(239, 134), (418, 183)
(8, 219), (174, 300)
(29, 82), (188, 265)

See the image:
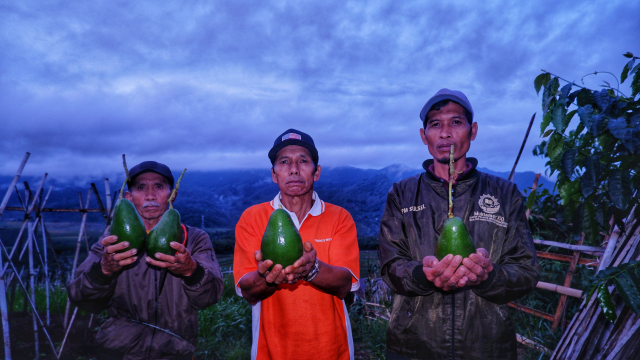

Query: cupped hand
(145, 242), (198, 277)
(284, 242), (317, 284)
(254, 250), (286, 285)
(100, 235), (138, 276)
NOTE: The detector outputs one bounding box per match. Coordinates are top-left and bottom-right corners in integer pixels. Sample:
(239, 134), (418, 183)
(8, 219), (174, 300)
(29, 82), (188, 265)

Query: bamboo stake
(552, 234), (584, 331)
(0, 152), (30, 217)
(58, 307), (78, 359)
(509, 113), (536, 182)
(104, 178), (112, 222)
(28, 222), (39, 357)
(64, 188), (91, 329)
(532, 239), (605, 254)
(0, 236), (12, 359)
(41, 219), (49, 326)
(91, 182), (108, 222)
(0, 241), (58, 358)
(536, 251), (599, 267)
(536, 281), (583, 298)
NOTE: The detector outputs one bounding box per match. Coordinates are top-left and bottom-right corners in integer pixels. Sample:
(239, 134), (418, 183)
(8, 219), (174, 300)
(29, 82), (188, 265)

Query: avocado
(260, 208), (303, 270)
(146, 208), (181, 260)
(109, 198), (146, 253)
(436, 217), (476, 261)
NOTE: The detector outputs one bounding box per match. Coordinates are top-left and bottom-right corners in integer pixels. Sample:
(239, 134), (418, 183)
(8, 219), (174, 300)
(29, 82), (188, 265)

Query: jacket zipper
(147, 269), (158, 359)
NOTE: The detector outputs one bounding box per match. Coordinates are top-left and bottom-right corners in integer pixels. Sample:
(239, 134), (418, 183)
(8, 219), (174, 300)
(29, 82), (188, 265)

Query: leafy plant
(583, 260), (640, 323)
(529, 52), (640, 245)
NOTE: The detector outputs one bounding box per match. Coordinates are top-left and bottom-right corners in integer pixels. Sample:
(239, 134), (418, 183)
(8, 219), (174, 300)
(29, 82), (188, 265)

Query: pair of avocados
(109, 198), (181, 259)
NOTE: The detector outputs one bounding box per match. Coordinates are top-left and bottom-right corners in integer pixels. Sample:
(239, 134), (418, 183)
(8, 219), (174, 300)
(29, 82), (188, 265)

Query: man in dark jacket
(67, 161), (224, 360)
(379, 89), (540, 360)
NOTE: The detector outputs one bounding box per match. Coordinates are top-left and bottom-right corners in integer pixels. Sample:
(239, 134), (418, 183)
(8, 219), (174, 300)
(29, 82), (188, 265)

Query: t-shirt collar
(270, 191), (325, 229)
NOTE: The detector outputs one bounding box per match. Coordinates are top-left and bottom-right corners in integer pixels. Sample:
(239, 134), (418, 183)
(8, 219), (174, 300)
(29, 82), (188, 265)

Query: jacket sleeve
(471, 185), (540, 304)
(181, 228), (224, 310)
(66, 234), (118, 313)
(378, 184), (437, 296)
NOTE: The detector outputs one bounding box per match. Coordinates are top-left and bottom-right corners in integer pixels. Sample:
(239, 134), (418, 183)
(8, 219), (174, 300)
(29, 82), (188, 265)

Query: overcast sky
(1, 0), (638, 180)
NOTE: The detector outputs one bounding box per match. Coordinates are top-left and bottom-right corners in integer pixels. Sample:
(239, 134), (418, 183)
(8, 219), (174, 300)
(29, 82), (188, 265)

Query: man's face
(420, 102), (478, 164)
(271, 145), (321, 197)
(125, 172), (173, 221)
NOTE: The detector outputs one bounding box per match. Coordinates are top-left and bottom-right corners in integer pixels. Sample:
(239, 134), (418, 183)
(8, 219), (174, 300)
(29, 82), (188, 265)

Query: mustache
(142, 201), (161, 208)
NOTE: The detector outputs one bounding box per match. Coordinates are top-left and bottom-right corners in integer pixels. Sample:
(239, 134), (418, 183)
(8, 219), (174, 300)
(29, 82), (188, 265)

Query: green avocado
(260, 209), (303, 270)
(436, 217), (476, 261)
(146, 208), (181, 260)
(109, 198), (146, 253)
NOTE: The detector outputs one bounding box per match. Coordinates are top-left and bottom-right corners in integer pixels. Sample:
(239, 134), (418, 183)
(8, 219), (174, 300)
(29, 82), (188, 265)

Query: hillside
(0, 164), (551, 236)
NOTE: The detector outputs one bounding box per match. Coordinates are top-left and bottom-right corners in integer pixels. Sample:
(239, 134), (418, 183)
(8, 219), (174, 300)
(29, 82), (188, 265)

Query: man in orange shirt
(233, 128), (360, 360)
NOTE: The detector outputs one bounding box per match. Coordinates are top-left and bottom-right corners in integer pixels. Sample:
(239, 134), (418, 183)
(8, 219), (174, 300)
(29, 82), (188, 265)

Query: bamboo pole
(91, 182), (108, 222)
(508, 113), (536, 182)
(3, 207), (103, 213)
(28, 222), (39, 358)
(64, 189), (91, 329)
(536, 251), (599, 267)
(105, 178), (112, 223)
(0, 241), (58, 358)
(552, 235), (584, 331)
(508, 302), (556, 322)
(533, 239), (605, 255)
(58, 307), (78, 359)
(0, 152), (30, 217)
(536, 281), (583, 298)
(41, 219), (49, 326)
(0, 236), (12, 359)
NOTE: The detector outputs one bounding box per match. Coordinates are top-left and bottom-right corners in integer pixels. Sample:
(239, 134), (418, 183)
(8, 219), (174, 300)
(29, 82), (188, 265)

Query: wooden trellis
(0, 152), (117, 359)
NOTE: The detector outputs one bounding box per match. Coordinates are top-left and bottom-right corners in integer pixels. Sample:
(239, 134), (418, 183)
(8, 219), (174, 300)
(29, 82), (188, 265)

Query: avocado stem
(448, 146), (454, 219)
(119, 154), (130, 200)
(168, 168), (187, 209)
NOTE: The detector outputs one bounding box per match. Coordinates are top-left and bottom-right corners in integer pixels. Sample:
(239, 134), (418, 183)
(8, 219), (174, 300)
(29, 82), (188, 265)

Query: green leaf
(525, 189), (537, 210)
(575, 122), (585, 135)
(551, 102), (568, 132)
(633, 65), (640, 98)
(577, 88), (594, 107)
(583, 201), (600, 244)
(559, 179), (580, 206)
(543, 77), (560, 113)
(534, 73), (551, 95)
(621, 59), (636, 84)
(586, 283), (598, 303)
(578, 105), (594, 134)
(597, 283), (617, 323)
(561, 148), (577, 176)
(623, 52), (634, 58)
(540, 112), (552, 136)
(608, 117), (628, 140)
(613, 272), (640, 314)
(547, 132), (564, 161)
(543, 129), (554, 138)
(609, 169), (632, 210)
(581, 156), (598, 197)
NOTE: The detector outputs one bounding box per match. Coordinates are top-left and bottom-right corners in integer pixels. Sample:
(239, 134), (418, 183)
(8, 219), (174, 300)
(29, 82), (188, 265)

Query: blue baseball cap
(127, 161), (175, 189)
(268, 129), (319, 165)
(419, 88), (474, 124)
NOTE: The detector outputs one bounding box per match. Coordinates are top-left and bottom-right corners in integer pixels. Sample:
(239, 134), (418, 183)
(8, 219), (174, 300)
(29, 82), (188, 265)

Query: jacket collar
(421, 157), (480, 200)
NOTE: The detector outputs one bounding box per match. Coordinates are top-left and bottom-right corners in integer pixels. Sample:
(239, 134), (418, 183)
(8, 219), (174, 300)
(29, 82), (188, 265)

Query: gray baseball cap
(419, 88), (474, 123)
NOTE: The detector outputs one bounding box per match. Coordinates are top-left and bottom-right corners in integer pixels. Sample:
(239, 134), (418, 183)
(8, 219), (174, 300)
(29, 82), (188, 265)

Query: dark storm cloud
(1, 0), (638, 178)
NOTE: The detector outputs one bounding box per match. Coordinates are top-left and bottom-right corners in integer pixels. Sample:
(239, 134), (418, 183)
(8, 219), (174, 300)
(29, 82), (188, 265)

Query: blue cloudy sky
(1, 0), (638, 179)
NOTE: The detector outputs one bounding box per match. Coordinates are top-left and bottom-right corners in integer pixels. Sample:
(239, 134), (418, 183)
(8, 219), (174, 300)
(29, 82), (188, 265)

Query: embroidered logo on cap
(282, 133), (302, 141)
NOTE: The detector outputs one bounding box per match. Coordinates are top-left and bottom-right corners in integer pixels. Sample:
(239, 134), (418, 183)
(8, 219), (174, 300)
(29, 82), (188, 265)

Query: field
(0, 221), (574, 359)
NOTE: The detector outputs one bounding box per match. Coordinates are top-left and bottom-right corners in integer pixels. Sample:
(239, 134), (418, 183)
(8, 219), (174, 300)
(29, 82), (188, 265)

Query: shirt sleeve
(180, 227), (224, 309)
(66, 233), (118, 313)
(378, 184), (437, 296)
(233, 207), (264, 296)
(327, 208), (360, 291)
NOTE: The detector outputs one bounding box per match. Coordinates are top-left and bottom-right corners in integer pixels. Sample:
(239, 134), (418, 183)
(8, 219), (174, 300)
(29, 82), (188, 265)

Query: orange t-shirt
(233, 194), (360, 360)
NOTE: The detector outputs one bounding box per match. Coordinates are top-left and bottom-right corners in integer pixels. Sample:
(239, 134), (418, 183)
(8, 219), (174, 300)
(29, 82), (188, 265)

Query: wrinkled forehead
(275, 145), (312, 160)
(130, 172), (171, 188)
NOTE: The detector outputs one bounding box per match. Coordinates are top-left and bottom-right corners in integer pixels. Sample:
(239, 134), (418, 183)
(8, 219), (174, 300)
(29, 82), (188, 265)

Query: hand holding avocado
(145, 241), (198, 277)
(422, 248), (492, 291)
(284, 241), (317, 284)
(100, 235), (139, 276)
(254, 250), (288, 285)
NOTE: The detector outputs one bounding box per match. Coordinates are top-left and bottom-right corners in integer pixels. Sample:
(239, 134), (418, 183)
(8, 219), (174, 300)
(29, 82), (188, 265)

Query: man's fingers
(440, 255), (462, 279)
(170, 242), (187, 253)
(265, 264), (283, 283)
(423, 255), (438, 268)
(255, 250), (263, 262)
(257, 260), (273, 275)
(118, 256), (138, 267)
(476, 248), (490, 258)
(101, 235), (118, 246)
(105, 242), (130, 254)
(154, 253), (177, 264)
(112, 248), (137, 262)
(303, 241), (314, 253)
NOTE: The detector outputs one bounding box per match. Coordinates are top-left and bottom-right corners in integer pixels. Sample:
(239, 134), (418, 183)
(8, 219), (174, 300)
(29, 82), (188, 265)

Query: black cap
(268, 129), (319, 165)
(127, 161), (174, 189)
(419, 88), (474, 123)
